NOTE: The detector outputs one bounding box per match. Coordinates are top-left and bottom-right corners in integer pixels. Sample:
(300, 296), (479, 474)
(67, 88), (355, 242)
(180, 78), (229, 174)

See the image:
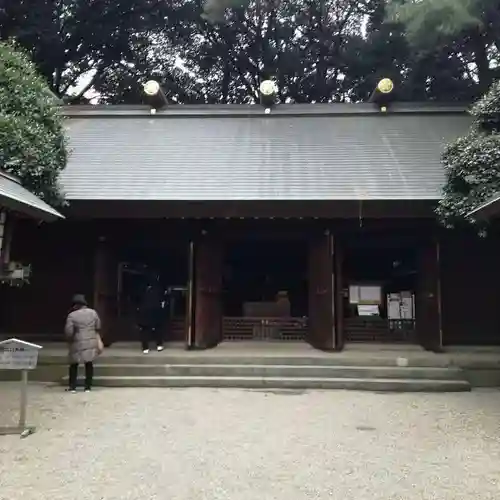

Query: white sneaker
(143, 349), (149, 354)
(157, 346), (164, 352)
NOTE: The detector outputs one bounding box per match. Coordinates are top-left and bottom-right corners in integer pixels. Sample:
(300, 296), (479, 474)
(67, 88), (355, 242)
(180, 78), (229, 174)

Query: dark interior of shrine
(222, 240), (308, 318)
(117, 244), (189, 324)
(343, 245), (417, 315)
(341, 239), (418, 342)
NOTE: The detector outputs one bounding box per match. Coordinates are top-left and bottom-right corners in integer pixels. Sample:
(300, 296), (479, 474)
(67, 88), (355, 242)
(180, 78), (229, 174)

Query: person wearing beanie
(64, 294), (103, 393)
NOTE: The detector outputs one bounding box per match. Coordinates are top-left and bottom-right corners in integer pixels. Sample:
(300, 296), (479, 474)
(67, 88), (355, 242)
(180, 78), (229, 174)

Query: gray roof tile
(0, 172), (63, 221)
(60, 106), (471, 201)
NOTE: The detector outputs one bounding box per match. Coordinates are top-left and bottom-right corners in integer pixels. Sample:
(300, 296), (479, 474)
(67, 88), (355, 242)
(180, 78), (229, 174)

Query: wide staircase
(35, 343), (472, 392)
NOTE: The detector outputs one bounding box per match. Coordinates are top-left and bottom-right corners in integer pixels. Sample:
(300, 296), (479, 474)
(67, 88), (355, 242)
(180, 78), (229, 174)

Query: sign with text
(0, 339), (42, 370)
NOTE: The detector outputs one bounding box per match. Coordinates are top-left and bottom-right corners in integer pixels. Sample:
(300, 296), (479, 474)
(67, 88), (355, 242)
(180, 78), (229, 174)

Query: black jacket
(137, 285), (164, 328)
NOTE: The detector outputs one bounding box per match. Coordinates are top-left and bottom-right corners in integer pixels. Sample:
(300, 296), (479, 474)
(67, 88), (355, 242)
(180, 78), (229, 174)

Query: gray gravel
(1, 383), (500, 500)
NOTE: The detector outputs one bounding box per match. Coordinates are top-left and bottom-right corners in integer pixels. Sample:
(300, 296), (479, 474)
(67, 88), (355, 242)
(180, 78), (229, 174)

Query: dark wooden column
(185, 241), (195, 349)
(416, 239), (442, 351)
(333, 237), (345, 351)
(307, 231), (335, 350)
(93, 238), (117, 346)
(193, 234), (224, 349)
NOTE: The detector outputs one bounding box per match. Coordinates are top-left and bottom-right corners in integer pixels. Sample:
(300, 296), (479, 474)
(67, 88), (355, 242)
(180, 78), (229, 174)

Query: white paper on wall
(349, 286), (360, 304)
(359, 285), (381, 304)
(387, 295), (401, 320)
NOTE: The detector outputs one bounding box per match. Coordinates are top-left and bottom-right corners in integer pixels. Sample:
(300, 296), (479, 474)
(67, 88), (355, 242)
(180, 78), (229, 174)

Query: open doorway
(116, 244), (189, 342)
(222, 239), (308, 341)
(342, 242), (418, 343)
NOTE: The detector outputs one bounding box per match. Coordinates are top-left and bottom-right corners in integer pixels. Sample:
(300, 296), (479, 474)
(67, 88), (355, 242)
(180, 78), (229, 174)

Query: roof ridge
(63, 102), (469, 118)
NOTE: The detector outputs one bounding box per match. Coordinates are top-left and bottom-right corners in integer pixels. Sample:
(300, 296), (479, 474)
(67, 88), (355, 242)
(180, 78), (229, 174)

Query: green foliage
(94, 0), (483, 104)
(0, 42), (67, 205)
(0, 0), (180, 101)
(437, 80), (500, 228)
(202, 0), (251, 23)
(472, 81), (500, 119)
(388, 0), (483, 46)
(390, 0), (500, 91)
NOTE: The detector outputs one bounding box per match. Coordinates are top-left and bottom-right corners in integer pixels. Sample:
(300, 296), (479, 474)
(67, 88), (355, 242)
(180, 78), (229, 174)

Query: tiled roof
(0, 172), (63, 221)
(60, 104), (471, 202)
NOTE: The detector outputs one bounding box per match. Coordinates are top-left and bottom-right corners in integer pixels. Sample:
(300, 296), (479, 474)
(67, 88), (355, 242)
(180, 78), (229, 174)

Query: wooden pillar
(416, 239), (442, 351)
(193, 234), (224, 349)
(307, 231), (335, 350)
(333, 237), (345, 351)
(185, 241), (195, 348)
(93, 238), (117, 346)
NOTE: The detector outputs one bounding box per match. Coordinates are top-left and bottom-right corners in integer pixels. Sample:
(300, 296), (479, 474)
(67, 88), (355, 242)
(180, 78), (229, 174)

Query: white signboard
(0, 339), (42, 370)
(357, 304), (380, 317)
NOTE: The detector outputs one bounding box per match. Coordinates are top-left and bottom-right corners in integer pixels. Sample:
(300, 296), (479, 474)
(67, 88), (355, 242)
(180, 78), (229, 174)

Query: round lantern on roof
(142, 80), (168, 110)
(144, 80), (161, 96)
(369, 78), (395, 111)
(259, 80), (278, 108)
(259, 80), (278, 97)
(377, 78), (394, 94)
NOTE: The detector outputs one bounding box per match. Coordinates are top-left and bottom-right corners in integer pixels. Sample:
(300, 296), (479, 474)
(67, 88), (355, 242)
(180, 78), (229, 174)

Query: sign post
(0, 338), (42, 438)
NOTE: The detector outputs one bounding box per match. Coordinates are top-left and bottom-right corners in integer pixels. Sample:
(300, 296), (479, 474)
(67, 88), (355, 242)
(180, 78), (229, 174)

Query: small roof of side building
(0, 171), (63, 221)
(467, 193), (500, 220)
(60, 103), (471, 203)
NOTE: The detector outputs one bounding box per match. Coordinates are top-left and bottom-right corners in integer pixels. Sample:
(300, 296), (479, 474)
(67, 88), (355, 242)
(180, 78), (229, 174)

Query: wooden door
(307, 232), (335, 350)
(194, 235), (224, 349)
(416, 240), (442, 351)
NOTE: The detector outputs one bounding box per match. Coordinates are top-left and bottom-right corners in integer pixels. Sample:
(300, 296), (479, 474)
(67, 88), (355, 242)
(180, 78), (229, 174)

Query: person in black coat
(137, 280), (165, 353)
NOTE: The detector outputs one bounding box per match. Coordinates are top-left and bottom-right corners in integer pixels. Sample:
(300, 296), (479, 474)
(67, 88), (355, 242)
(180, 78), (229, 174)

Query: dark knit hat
(72, 294), (87, 306)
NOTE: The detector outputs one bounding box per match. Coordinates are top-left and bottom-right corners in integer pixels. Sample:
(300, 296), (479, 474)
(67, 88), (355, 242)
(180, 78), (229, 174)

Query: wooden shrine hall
(2, 102), (500, 351)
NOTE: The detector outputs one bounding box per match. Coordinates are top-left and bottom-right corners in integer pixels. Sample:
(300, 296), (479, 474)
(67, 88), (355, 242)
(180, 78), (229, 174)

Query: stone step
(89, 363), (466, 380)
(71, 375), (471, 392)
(40, 353), (453, 368)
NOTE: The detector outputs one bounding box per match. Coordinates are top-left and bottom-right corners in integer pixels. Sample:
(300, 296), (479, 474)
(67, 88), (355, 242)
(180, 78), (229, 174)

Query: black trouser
(69, 362), (93, 390)
(140, 325), (163, 351)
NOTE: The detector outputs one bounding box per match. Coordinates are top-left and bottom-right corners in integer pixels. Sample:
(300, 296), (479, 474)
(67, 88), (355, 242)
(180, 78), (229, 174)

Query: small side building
(0, 170), (63, 285)
(1, 102), (499, 350)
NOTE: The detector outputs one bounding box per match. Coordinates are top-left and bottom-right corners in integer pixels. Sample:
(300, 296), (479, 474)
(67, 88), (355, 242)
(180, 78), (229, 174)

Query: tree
(0, 42), (67, 205)
(389, 0), (500, 94)
(341, 0), (475, 102)
(167, 0), (379, 104)
(1, 0), (489, 104)
(437, 80), (500, 229)
(0, 0), (183, 101)
(187, 0), (482, 103)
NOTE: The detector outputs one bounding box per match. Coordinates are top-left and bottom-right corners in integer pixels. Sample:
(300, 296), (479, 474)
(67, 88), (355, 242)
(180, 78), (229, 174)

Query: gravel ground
(0, 383), (499, 500)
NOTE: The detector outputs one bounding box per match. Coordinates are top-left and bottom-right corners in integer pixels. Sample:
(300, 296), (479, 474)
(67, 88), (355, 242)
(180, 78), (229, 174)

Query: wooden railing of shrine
(344, 317), (416, 343)
(222, 317), (308, 341)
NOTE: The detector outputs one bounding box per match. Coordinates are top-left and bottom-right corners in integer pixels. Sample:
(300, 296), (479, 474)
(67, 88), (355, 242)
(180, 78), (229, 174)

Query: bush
(437, 80), (500, 228)
(0, 42), (67, 206)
